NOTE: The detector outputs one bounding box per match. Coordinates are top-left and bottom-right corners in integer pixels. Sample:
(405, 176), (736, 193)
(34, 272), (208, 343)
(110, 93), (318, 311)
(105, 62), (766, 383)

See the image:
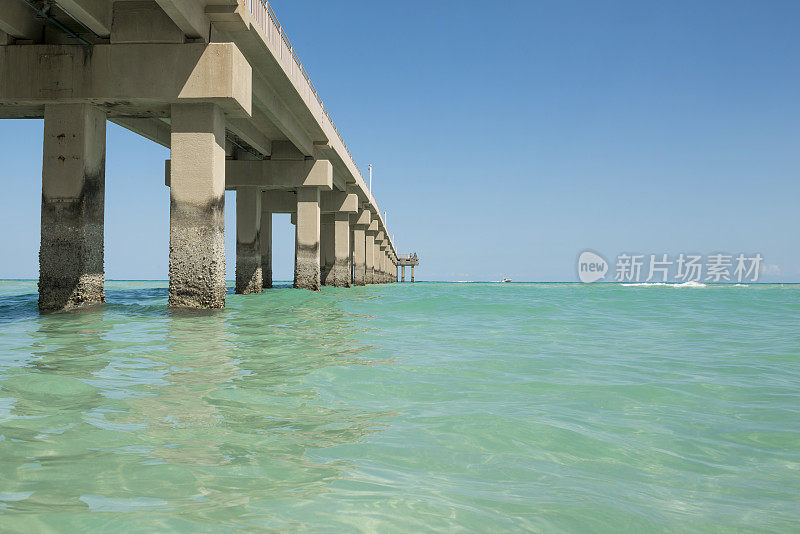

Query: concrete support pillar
(295, 187), (320, 291)
(290, 211), (297, 287)
(373, 241), (381, 284)
(352, 208), (369, 286)
(38, 104), (106, 312)
(350, 227), (355, 284)
(353, 227), (366, 286)
(401, 265), (405, 282)
(261, 203), (272, 288)
(379, 247), (387, 284)
(235, 187), (262, 294)
(333, 212), (351, 287)
(168, 103), (226, 308)
(365, 232), (375, 284)
(411, 265), (415, 283)
(320, 213), (335, 286)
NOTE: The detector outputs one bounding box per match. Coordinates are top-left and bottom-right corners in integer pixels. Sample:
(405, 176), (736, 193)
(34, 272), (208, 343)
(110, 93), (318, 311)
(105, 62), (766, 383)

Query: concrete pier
(168, 103), (227, 308)
(295, 187), (321, 291)
(235, 186), (262, 294)
(38, 104), (106, 312)
(1, 1), (415, 309)
(397, 253), (420, 283)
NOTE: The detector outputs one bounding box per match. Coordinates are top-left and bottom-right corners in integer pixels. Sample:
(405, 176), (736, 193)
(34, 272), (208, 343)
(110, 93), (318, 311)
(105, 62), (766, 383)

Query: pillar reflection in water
(0, 282), (394, 523)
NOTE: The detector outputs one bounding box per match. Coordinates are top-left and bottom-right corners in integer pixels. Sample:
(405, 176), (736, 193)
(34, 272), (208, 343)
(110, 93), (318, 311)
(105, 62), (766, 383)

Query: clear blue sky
(1, 0), (799, 282)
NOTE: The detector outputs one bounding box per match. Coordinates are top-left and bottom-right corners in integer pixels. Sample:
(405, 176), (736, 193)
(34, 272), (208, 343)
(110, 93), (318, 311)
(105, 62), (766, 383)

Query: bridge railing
(244, 0), (363, 185)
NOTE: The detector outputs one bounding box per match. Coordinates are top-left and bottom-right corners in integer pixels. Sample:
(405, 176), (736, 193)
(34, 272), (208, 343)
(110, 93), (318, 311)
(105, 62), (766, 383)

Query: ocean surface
(0, 281), (798, 532)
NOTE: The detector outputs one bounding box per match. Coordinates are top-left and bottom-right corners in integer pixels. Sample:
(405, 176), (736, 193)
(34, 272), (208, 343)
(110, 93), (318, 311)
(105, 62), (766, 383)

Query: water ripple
(0, 282), (798, 531)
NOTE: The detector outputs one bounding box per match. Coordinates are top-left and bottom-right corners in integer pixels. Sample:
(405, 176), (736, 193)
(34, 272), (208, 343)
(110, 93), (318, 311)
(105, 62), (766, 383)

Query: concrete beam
(261, 190), (296, 213)
(270, 140), (304, 160)
(354, 208), (371, 228)
(227, 115), (271, 157)
(199, 0), (373, 208)
(254, 187), (357, 215)
(56, 0), (112, 37)
(206, 4), (248, 32)
(155, 0), (212, 40)
(0, 1), (42, 40)
(222, 159), (332, 189)
(332, 167), (347, 191)
(320, 191), (358, 214)
(252, 70), (314, 156)
(111, 117), (171, 148)
(211, 7), (326, 144)
(111, 1), (184, 44)
(0, 43), (251, 118)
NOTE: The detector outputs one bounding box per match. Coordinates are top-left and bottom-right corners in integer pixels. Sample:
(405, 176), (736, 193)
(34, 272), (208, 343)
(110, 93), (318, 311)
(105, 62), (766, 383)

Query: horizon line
(2, 279), (798, 285)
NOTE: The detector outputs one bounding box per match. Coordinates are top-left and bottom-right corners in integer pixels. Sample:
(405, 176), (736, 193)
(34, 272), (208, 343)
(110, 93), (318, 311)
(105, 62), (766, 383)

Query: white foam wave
(673, 281), (707, 288)
(619, 281), (707, 288)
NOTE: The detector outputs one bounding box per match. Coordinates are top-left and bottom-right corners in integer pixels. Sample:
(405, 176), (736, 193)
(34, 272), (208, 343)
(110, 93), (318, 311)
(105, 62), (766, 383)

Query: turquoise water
(0, 281), (799, 532)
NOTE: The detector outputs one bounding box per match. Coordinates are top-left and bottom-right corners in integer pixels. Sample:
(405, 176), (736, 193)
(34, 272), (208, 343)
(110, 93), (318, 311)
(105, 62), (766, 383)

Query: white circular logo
(577, 251), (608, 283)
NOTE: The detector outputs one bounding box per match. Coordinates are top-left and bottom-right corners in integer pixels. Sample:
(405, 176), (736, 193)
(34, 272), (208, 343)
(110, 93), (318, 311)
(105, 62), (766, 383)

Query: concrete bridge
(0, 0), (419, 311)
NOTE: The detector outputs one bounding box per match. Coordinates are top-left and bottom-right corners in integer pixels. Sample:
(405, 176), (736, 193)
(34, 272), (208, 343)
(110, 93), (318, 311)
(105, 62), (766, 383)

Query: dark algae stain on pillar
(39, 176), (106, 312)
(295, 242), (321, 291)
(168, 195), (226, 309)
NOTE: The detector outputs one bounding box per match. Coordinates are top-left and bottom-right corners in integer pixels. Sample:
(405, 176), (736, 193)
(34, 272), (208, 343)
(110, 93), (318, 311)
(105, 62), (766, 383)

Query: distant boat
(502, 278), (512, 283)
